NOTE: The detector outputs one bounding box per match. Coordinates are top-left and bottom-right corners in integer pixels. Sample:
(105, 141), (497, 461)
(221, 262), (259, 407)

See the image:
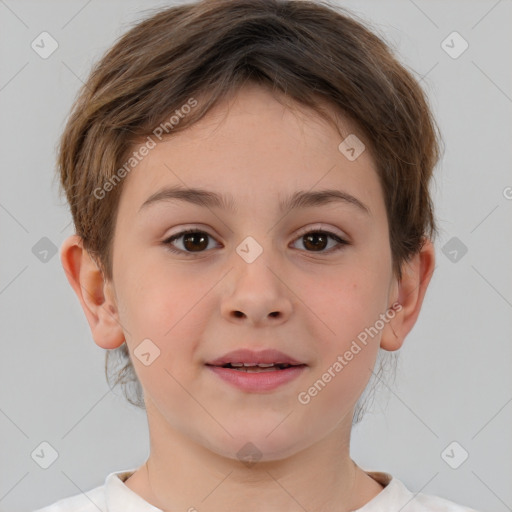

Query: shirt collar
(354, 470), (410, 511)
(104, 468), (397, 512)
(105, 468), (162, 512)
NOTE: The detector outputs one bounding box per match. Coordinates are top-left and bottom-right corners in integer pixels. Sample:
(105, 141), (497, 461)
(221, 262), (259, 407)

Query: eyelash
(162, 227), (349, 256)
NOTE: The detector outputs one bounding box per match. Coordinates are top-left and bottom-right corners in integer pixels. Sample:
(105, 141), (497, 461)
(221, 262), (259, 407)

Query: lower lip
(206, 365), (307, 392)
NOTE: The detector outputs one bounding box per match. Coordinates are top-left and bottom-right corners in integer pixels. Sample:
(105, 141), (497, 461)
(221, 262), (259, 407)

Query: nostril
(233, 311), (245, 318)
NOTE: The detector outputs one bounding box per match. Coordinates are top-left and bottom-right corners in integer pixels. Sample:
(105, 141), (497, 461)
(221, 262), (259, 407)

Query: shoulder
(360, 471), (481, 512)
(402, 483), (481, 512)
(32, 484), (106, 512)
(32, 469), (145, 512)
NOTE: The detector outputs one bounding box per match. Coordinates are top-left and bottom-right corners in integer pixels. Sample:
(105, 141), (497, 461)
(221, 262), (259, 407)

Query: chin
(207, 426), (309, 465)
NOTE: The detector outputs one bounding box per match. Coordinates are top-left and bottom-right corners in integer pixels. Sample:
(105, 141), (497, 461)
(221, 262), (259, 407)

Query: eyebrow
(138, 185), (371, 216)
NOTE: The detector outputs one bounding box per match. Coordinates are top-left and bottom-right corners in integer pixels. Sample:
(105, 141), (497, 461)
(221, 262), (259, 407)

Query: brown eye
(182, 232), (209, 251)
(292, 230), (347, 253)
(164, 229), (218, 254)
(163, 228), (348, 256)
(303, 232), (328, 251)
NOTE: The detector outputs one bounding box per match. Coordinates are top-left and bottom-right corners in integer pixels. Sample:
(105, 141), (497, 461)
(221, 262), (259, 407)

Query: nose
(220, 259), (293, 327)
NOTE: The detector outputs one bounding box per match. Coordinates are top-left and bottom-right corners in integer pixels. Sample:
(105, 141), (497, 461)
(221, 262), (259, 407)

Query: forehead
(116, 84), (384, 219)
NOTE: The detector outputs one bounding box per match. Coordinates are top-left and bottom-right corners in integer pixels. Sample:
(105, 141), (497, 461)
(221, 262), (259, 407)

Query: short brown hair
(57, 0), (441, 419)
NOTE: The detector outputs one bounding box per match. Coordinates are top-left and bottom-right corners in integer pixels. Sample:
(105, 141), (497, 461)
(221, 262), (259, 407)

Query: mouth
(205, 362), (307, 392)
(205, 362), (306, 372)
(204, 348), (308, 392)
(205, 348), (306, 368)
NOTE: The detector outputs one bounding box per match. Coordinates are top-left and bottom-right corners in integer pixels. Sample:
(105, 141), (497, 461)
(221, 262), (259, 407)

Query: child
(36, 0), (480, 510)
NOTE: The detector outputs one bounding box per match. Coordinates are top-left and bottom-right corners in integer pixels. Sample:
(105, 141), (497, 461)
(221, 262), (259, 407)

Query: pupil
(181, 232), (328, 252)
(184, 232), (208, 251)
(304, 233), (327, 251)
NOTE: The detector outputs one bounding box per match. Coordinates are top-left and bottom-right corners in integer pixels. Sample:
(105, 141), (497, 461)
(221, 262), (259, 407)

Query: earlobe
(380, 238), (436, 352)
(59, 234), (125, 350)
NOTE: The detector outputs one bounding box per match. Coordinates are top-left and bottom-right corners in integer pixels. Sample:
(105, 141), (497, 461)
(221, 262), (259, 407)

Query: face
(108, 84), (397, 461)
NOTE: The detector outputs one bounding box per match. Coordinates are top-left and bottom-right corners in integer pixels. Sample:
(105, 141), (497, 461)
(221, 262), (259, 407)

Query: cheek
(116, 257), (198, 330)
(116, 263), (215, 373)
(299, 259), (391, 405)
(298, 273), (386, 418)
(309, 262), (391, 340)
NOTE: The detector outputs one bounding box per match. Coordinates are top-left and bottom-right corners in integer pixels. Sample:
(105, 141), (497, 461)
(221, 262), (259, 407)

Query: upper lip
(206, 349), (306, 366)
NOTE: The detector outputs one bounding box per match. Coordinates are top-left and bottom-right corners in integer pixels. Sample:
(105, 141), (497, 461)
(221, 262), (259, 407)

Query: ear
(380, 238), (436, 351)
(59, 234), (125, 349)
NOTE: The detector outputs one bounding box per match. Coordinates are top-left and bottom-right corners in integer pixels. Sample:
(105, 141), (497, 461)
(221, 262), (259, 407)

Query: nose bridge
(221, 233), (293, 325)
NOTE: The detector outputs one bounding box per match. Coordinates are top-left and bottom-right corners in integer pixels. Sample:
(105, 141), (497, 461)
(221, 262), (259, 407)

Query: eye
(163, 229), (220, 255)
(162, 226), (349, 256)
(291, 227), (348, 253)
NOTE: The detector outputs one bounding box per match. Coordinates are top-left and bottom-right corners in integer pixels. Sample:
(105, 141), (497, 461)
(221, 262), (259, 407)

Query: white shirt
(33, 468), (480, 511)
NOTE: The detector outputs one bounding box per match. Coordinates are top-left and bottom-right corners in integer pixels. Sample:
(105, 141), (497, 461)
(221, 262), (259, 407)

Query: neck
(125, 402), (383, 512)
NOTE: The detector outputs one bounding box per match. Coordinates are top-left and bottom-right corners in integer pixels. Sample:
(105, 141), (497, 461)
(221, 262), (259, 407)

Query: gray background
(1, 1), (511, 510)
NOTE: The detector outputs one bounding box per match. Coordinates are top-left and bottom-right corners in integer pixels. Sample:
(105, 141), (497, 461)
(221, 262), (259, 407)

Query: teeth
(235, 362), (279, 367)
(219, 362), (296, 370)
(234, 366), (279, 373)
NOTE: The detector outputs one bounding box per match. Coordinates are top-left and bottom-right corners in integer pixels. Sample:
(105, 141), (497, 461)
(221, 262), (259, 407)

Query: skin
(61, 83), (435, 512)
